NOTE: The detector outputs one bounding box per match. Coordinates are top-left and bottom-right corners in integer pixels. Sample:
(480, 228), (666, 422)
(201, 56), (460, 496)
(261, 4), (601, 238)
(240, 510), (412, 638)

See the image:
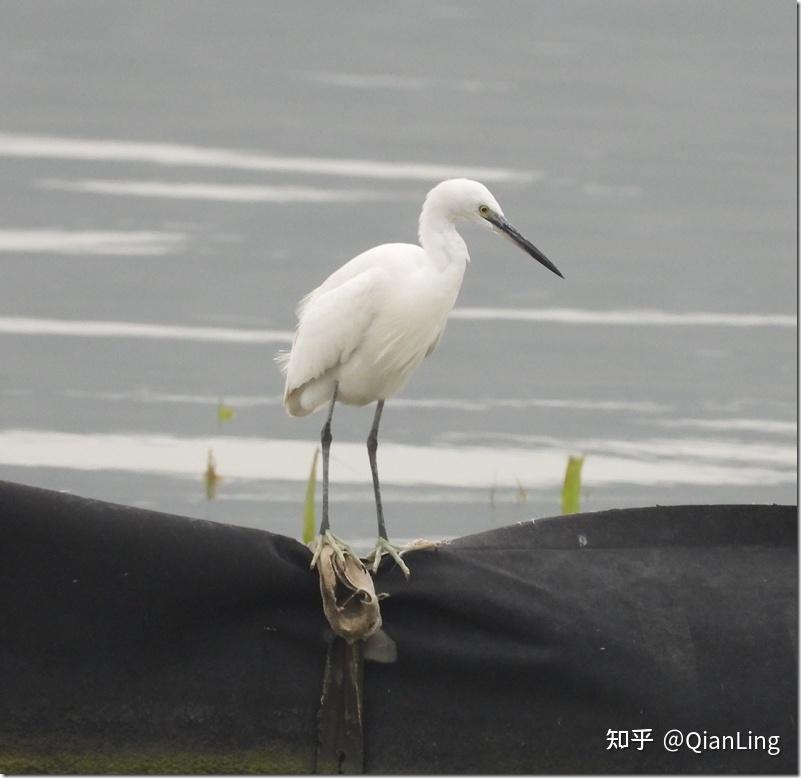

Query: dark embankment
(0, 479), (796, 774)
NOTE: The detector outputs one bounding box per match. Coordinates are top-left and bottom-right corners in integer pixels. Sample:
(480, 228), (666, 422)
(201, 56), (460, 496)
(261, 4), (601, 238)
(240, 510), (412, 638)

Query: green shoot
(515, 478), (528, 505)
(217, 400), (235, 426)
(204, 448), (222, 500)
(561, 455), (585, 514)
(302, 448), (320, 544)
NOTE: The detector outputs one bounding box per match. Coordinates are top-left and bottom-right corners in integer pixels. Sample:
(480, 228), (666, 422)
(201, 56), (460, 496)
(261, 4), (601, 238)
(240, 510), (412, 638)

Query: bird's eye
(479, 204), (490, 217)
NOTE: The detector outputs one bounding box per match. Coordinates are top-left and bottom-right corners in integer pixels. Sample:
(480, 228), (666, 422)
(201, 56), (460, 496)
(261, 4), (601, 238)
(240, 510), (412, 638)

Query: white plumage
(280, 241), (459, 415)
(277, 178), (562, 576)
(280, 180), (483, 413)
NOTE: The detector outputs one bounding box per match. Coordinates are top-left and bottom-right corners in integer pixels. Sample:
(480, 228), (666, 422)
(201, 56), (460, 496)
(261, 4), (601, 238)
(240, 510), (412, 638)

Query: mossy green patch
(0, 742), (310, 775)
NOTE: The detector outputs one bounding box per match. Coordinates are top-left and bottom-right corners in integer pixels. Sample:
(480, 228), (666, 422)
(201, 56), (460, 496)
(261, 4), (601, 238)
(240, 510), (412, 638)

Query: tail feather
(284, 374), (337, 418)
(283, 385), (313, 417)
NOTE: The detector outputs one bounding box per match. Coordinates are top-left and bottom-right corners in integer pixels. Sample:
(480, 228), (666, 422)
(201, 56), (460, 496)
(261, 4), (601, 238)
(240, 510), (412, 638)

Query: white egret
(277, 178), (563, 577)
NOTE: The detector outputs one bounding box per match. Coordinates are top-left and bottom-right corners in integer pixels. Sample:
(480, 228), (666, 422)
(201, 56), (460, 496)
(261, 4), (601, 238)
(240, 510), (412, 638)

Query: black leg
(366, 400), (410, 578)
(319, 382), (338, 535)
(367, 400), (387, 540)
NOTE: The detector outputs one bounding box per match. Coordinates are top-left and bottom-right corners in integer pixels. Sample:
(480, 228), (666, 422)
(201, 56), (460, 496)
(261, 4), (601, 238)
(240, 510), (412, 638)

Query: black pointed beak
(485, 212), (564, 279)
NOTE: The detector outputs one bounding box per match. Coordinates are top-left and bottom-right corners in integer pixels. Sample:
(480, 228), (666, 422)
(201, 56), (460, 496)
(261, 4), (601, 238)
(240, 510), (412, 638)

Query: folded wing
(279, 269), (384, 414)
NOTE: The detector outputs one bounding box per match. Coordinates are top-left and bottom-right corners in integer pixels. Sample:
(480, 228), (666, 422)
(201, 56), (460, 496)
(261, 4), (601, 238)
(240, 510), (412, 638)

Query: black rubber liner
(0, 479), (796, 774)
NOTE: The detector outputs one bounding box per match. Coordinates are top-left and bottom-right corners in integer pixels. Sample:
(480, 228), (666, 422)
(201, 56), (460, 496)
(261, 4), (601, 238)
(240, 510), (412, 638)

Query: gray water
(0, 1), (796, 548)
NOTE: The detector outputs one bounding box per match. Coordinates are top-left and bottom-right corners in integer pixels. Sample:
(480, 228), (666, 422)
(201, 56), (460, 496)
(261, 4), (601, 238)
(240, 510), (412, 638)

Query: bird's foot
(366, 536), (411, 579)
(309, 529), (357, 571)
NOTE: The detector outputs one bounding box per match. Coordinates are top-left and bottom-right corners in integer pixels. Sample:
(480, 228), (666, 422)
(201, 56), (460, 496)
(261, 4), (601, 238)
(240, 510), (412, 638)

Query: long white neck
(418, 197), (470, 273)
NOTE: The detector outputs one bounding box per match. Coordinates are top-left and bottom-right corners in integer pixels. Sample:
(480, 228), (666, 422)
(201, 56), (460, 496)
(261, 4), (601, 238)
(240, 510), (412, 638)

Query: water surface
(0, 1), (795, 546)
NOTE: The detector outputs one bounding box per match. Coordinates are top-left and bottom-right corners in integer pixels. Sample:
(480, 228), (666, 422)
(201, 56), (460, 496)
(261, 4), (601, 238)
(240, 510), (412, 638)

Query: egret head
(424, 179), (563, 278)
